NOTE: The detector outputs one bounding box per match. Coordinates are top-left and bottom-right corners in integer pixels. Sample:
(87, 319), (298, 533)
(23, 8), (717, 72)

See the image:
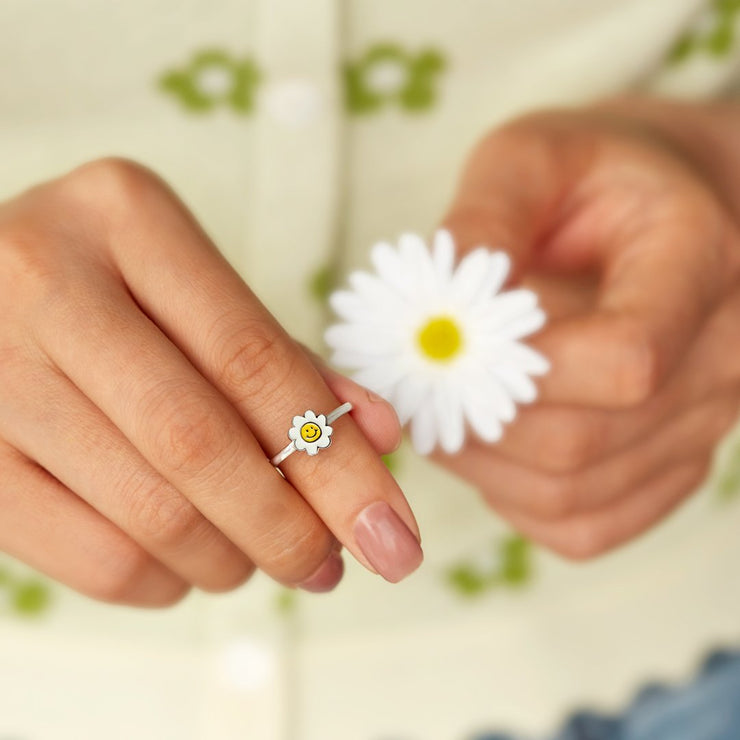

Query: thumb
(441, 115), (588, 284)
(440, 113), (738, 409)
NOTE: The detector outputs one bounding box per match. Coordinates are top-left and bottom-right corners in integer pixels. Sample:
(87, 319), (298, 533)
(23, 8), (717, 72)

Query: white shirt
(2, 2), (740, 739)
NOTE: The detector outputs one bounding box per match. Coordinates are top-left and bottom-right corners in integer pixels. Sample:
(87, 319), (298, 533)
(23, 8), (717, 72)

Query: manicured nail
(299, 551), (344, 593)
(353, 502), (423, 583)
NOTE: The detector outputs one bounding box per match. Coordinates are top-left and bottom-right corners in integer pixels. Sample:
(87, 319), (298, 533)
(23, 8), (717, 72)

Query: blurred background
(3, 1), (740, 738)
(4, 438), (740, 740)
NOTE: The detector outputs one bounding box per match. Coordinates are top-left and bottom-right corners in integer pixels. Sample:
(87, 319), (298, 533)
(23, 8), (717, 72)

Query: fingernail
(353, 502), (423, 583)
(299, 551), (344, 593)
(366, 388), (388, 404)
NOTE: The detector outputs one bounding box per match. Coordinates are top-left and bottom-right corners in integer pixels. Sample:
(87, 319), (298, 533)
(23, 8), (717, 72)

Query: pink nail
(354, 502), (423, 583)
(299, 551), (344, 593)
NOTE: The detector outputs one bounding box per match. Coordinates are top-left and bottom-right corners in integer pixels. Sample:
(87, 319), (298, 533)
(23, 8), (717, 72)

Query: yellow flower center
(417, 316), (463, 362)
(300, 422), (322, 443)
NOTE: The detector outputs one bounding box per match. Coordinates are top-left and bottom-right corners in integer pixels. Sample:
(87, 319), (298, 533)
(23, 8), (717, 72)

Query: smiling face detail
(300, 422), (322, 443)
(288, 410), (333, 455)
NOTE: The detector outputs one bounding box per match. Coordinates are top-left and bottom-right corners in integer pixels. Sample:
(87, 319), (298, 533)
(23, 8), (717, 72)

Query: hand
(0, 159), (422, 606)
(439, 100), (740, 558)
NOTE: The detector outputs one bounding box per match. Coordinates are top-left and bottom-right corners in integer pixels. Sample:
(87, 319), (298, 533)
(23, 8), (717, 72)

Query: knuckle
(482, 112), (552, 149)
(219, 325), (298, 410)
(63, 157), (161, 211)
(695, 455), (713, 484)
(553, 523), (607, 561)
(199, 561), (255, 593)
(537, 417), (604, 473)
(0, 227), (59, 307)
(714, 402), (740, 440)
(255, 518), (332, 584)
(151, 584), (190, 608)
(82, 541), (154, 604)
(147, 388), (237, 479)
(536, 474), (581, 519)
(612, 320), (662, 407)
(479, 109), (583, 164)
(126, 484), (205, 549)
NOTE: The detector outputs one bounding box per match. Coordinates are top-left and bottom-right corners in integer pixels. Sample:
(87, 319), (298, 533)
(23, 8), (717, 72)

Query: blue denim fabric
(471, 648), (740, 740)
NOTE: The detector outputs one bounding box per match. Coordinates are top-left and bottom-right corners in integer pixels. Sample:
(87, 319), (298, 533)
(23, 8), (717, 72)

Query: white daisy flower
(325, 230), (550, 456)
(288, 410), (333, 456)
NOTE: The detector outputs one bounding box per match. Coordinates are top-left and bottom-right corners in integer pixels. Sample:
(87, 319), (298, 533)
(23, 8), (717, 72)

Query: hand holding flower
(434, 100), (740, 558)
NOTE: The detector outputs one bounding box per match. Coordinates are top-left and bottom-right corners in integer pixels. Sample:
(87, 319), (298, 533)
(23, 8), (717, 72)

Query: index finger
(92, 162), (423, 583)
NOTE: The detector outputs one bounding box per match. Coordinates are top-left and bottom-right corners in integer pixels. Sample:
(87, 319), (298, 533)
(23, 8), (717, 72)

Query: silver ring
(270, 402), (353, 467)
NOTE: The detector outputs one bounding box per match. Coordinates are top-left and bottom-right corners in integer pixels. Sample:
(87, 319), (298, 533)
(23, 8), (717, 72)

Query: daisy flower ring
(269, 402), (353, 467)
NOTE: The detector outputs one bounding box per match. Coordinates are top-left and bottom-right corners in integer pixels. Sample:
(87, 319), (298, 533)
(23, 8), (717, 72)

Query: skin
(3, 98), (740, 604)
(438, 98), (740, 559)
(0, 158), (413, 606)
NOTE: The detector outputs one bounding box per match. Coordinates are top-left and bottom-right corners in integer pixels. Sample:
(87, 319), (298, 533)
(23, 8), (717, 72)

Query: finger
(441, 114), (591, 281)
(437, 392), (738, 520)
(492, 456), (711, 559)
(0, 444), (188, 606)
(529, 203), (734, 408)
(0, 355), (255, 593)
(487, 289), (740, 473)
(78, 164), (423, 583)
(35, 278), (342, 590)
(442, 115), (740, 408)
(309, 352), (402, 456)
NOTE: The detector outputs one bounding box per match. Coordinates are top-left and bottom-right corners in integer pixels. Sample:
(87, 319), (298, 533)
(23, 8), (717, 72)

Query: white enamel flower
(325, 230), (550, 456)
(288, 410), (333, 455)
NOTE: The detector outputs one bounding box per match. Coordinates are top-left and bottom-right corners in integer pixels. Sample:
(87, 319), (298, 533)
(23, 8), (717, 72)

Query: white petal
(292, 415), (306, 427)
(329, 290), (375, 323)
(495, 308), (547, 341)
(370, 241), (410, 296)
(483, 251), (511, 296)
(485, 373), (517, 422)
(288, 427), (300, 440)
(399, 232), (436, 294)
(316, 436), (332, 449)
(492, 366), (538, 403)
(477, 290), (538, 331)
(450, 248), (492, 305)
(324, 323), (397, 355)
(460, 388), (503, 443)
(434, 381), (465, 454)
(348, 270), (405, 311)
(493, 342), (551, 375)
(432, 229), (455, 284)
(352, 363), (405, 396)
(410, 400), (438, 456)
(317, 414), (327, 427)
(329, 348), (382, 370)
(305, 410), (317, 421)
(305, 445), (319, 456)
(463, 362), (517, 422)
(391, 374), (431, 425)
(461, 250), (512, 305)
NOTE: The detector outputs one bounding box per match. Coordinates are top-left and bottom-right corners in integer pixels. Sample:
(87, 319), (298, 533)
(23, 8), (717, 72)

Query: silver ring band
(270, 402), (353, 466)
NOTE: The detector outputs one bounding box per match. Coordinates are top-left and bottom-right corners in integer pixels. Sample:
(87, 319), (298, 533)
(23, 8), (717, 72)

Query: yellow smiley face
(300, 422), (322, 443)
